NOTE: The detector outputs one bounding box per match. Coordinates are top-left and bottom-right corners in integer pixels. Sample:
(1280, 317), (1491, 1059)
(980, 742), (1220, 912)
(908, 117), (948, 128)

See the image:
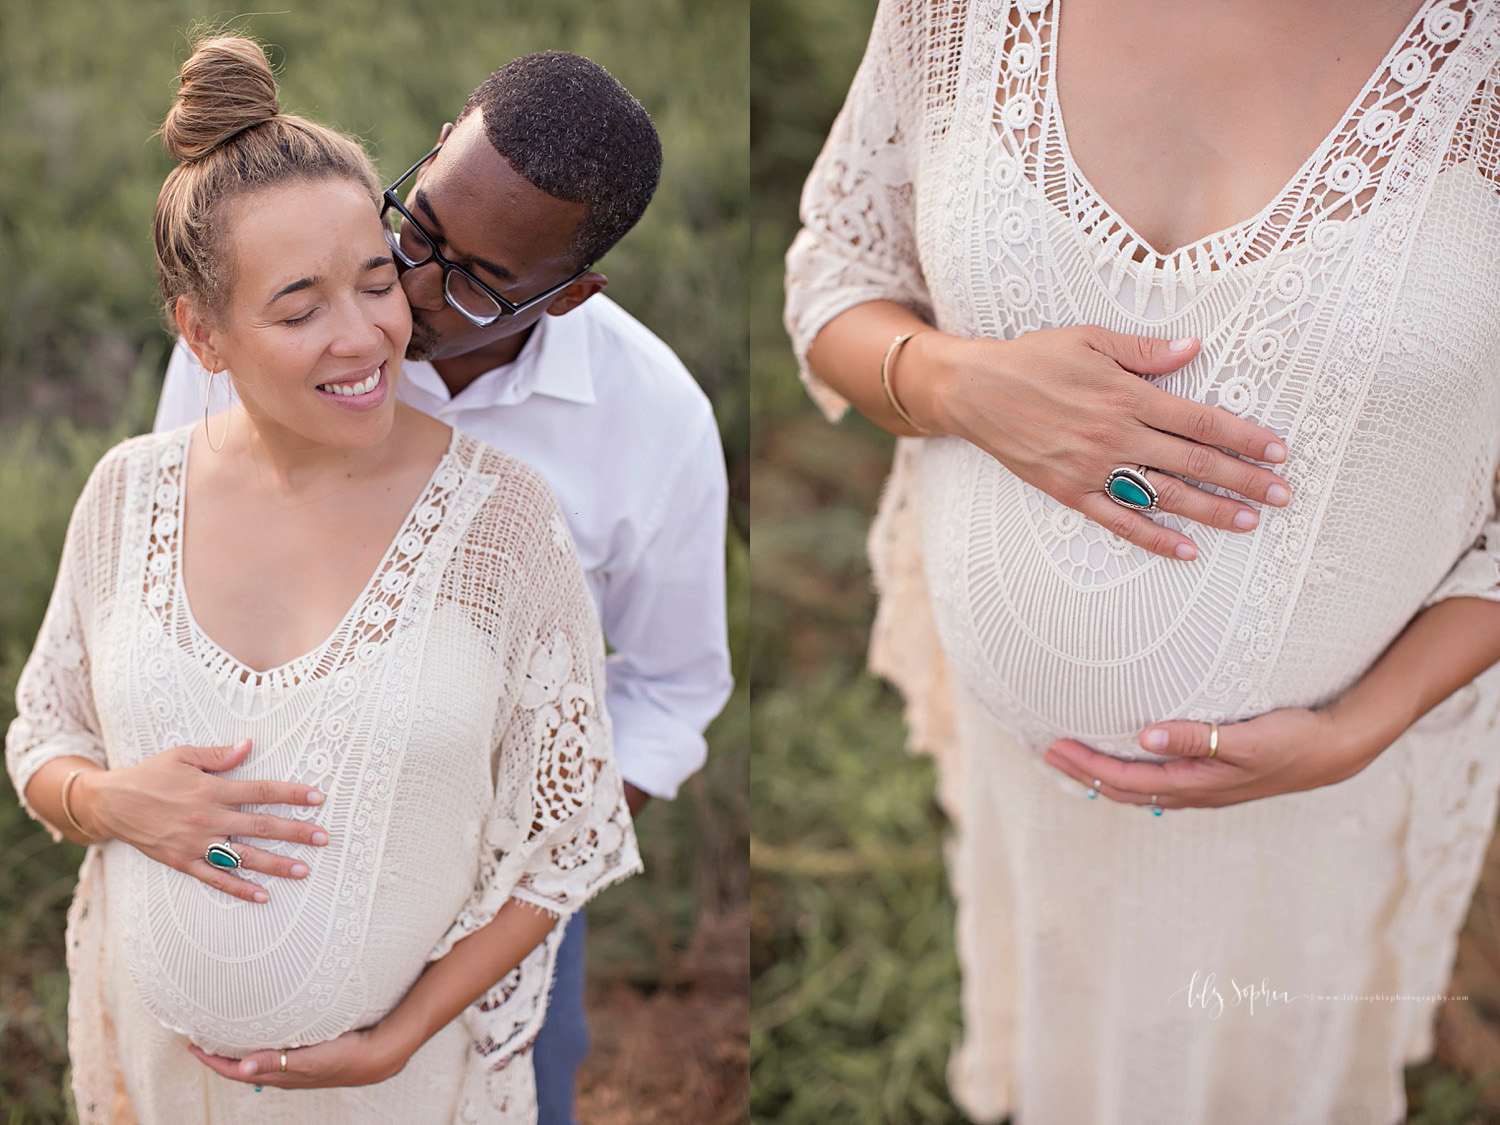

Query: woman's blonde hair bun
(161, 34), (281, 164)
(152, 29), (378, 326)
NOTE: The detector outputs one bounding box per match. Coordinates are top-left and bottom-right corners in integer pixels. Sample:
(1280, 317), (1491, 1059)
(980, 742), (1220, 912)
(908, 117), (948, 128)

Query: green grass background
(0, 0), (747, 1119)
(748, 1), (1500, 1121)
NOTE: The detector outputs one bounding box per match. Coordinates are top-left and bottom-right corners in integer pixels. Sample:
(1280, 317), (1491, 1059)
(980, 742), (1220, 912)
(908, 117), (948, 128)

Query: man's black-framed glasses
(381, 145), (591, 327)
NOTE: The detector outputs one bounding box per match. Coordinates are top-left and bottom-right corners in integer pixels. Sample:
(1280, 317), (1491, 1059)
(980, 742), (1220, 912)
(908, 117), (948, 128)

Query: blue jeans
(533, 911), (588, 1125)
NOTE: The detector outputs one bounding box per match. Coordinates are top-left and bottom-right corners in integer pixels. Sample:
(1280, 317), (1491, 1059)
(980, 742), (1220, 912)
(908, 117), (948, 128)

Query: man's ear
(175, 296), (224, 373)
(545, 272), (607, 317)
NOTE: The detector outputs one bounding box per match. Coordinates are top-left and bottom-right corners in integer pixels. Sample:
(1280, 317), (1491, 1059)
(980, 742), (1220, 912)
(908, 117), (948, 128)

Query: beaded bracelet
(879, 331), (928, 434)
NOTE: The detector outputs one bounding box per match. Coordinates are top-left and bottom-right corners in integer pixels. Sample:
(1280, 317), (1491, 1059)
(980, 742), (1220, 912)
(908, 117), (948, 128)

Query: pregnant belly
(913, 439), (1449, 759)
(106, 821), (471, 1056)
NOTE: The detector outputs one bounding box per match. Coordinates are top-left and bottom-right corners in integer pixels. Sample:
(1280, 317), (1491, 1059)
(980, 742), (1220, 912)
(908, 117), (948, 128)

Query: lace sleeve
(434, 515), (640, 945)
(1422, 70), (1500, 608)
(4, 460), (110, 841)
(488, 588), (642, 922)
(426, 455), (640, 1086)
(783, 0), (936, 421)
(1424, 466), (1500, 606)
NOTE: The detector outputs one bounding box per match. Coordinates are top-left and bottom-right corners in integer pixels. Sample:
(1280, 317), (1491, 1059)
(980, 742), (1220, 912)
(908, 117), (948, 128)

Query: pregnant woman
(787, 0), (1500, 1121)
(5, 35), (637, 1123)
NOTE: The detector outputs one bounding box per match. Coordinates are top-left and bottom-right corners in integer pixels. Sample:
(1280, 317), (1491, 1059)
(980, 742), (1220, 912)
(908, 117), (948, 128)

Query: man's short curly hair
(458, 52), (662, 268)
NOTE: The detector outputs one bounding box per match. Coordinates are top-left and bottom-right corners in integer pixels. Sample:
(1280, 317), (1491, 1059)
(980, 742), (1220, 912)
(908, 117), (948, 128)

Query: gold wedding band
(279, 1049), (288, 1074)
(1207, 720), (1219, 760)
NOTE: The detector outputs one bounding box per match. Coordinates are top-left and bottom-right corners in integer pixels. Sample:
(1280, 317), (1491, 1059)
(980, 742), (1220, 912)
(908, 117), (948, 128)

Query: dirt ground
(577, 909), (749, 1124)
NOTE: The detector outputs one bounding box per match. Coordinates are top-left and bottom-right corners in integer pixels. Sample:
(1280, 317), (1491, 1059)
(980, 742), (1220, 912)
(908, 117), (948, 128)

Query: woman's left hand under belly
(1040, 702), (1372, 810)
(1042, 594), (1500, 810)
(188, 1021), (406, 1090)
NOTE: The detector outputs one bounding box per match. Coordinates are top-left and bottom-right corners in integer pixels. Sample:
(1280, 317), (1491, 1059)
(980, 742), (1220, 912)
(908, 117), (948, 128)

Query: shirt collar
(400, 308), (598, 410)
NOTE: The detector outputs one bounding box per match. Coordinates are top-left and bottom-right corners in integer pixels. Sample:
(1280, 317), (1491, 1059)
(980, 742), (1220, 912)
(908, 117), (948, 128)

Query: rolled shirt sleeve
(599, 410), (733, 799)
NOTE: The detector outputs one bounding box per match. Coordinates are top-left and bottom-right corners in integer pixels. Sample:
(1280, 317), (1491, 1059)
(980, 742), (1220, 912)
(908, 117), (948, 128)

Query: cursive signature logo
(1170, 971), (1463, 1017)
(1170, 972), (1302, 1018)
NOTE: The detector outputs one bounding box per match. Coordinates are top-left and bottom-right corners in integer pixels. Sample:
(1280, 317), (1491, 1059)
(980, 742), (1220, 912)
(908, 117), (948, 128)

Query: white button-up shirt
(154, 294), (732, 798)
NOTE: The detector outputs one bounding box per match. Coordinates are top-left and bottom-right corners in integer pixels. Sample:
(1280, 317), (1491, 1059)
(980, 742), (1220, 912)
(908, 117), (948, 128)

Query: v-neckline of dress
(1040, 0), (1442, 267)
(170, 425), (461, 684)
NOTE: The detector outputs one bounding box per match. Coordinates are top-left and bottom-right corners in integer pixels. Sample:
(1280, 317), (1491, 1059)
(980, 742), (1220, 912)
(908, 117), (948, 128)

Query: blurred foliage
(748, 0), (1500, 1122)
(750, 0), (970, 1118)
(0, 0), (746, 1117)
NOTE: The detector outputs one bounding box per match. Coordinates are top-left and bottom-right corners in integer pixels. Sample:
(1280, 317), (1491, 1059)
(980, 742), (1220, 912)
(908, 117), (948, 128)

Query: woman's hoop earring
(204, 367), (227, 453)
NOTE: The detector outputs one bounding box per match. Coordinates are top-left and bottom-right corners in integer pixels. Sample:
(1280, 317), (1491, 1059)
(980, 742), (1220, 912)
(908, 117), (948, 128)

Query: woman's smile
(316, 361), (389, 405)
(182, 176), (413, 453)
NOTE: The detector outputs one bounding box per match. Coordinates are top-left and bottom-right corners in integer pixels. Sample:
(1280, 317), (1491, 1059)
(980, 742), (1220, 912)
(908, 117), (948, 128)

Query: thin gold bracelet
(59, 767), (91, 837)
(879, 331), (928, 434)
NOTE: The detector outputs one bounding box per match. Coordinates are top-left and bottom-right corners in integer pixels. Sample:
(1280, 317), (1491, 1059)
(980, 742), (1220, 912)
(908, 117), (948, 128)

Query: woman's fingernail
(1267, 483), (1291, 506)
(1142, 728), (1169, 750)
(1232, 509), (1258, 531)
(312, 830), (329, 846)
(1263, 441), (1286, 463)
(1174, 543), (1197, 560)
(305, 790), (324, 806)
(1168, 337), (1195, 352)
(290, 863), (309, 878)
(241, 1060), (258, 1077)
(253, 890), (268, 903)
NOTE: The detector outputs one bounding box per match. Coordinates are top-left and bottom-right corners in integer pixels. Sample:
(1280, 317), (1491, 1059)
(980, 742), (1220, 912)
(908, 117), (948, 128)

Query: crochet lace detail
(7, 426), (639, 1119)
(786, 7), (1500, 1116)
(787, 0), (1500, 755)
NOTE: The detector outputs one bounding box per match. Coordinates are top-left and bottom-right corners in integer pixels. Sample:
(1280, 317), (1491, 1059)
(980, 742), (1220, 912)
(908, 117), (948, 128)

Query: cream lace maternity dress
(785, 1), (1500, 1121)
(5, 427), (640, 1124)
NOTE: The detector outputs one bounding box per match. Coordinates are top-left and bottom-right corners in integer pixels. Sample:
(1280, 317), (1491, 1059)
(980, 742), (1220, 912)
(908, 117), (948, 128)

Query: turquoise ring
(205, 842), (243, 870)
(1106, 466), (1159, 514)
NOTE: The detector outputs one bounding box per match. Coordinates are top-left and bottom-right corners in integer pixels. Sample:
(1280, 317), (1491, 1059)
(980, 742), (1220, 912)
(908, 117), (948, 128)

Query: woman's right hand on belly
(897, 326), (1294, 560)
(70, 740), (328, 904)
